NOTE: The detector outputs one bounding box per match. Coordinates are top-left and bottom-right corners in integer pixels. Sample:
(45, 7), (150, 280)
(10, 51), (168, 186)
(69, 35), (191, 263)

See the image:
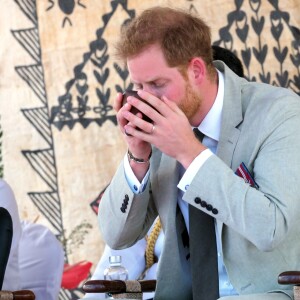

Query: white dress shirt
(124, 70), (238, 296)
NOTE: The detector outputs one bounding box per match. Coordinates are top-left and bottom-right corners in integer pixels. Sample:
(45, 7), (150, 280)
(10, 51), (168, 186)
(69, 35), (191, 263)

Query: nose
(142, 87), (161, 99)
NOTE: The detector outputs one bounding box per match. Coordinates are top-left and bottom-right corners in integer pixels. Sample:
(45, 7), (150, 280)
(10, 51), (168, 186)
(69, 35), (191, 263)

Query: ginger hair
(115, 6), (215, 77)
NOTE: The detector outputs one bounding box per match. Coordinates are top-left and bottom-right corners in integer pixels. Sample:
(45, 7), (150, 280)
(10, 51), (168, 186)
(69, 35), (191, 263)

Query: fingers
(137, 90), (181, 116)
(119, 90), (187, 147)
(123, 111), (155, 136)
(121, 91), (181, 136)
(116, 97), (133, 135)
(125, 90), (185, 127)
(161, 95), (185, 116)
(113, 92), (124, 112)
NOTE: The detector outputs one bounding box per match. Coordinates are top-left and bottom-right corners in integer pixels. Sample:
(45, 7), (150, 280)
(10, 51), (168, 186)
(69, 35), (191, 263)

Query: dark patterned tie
(189, 128), (219, 300)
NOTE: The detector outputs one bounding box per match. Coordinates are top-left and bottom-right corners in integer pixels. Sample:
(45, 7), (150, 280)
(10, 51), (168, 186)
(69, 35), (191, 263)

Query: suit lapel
(215, 61), (244, 168)
(214, 61), (246, 245)
(217, 127), (241, 167)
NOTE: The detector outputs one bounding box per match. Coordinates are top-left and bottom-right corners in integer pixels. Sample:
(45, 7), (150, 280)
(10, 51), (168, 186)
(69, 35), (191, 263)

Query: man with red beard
(98, 6), (300, 300)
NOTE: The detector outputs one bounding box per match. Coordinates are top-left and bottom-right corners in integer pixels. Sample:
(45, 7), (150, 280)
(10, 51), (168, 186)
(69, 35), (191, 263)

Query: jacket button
(207, 204), (213, 211)
(194, 197), (201, 204)
(212, 208), (218, 215)
(121, 203), (127, 209)
(201, 201), (207, 208)
(124, 198), (129, 204)
(120, 207), (126, 213)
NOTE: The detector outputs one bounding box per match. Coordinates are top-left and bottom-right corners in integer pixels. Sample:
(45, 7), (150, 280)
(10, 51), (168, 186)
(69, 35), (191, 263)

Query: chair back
(0, 290), (35, 299)
(83, 279), (156, 299)
(278, 271), (300, 300)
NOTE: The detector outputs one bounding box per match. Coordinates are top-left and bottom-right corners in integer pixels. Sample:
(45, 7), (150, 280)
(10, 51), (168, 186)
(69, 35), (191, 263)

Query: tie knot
(193, 128), (204, 142)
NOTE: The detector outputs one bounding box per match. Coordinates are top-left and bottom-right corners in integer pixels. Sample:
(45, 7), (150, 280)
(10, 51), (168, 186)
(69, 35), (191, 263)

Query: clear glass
(103, 256), (128, 299)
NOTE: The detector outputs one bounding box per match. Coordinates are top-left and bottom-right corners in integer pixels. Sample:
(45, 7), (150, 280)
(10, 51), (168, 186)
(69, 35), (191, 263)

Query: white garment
(84, 220), (164, 300)
(18, 220), (65, 300)
(0, 179), (64, 300)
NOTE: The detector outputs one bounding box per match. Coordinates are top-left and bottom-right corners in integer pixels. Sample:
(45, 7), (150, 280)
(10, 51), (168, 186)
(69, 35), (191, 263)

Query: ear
(188, 57), (206, 84)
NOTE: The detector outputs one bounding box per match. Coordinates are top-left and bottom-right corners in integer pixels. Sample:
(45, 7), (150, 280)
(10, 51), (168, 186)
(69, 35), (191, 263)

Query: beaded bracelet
(127, 149), (152, 164)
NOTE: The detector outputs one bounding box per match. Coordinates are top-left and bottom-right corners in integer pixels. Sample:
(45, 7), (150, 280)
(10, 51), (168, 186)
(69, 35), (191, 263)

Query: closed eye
(149, 81), (166, 88)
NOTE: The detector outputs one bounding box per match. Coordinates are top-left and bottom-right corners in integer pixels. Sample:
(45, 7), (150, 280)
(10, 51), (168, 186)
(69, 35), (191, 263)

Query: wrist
(127, 149), (152, 164)
(179, 145), (206, 169)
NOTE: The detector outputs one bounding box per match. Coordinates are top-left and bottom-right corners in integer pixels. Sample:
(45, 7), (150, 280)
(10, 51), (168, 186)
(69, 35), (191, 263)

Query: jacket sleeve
(98, 163), (157, 249)
(183, 95), (300, 252)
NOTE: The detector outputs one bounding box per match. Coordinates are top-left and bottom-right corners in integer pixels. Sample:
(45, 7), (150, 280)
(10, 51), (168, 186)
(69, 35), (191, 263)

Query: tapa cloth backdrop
(0, 0), (299, 298)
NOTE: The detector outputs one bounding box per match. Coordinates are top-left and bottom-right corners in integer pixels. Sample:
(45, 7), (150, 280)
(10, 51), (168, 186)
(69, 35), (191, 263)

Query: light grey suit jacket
(99, 61), (300, 299)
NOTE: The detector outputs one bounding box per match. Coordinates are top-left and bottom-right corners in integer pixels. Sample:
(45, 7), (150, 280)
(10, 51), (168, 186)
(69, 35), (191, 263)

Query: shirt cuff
(124, 153), (150, 194)
(177, 149), (213, 192)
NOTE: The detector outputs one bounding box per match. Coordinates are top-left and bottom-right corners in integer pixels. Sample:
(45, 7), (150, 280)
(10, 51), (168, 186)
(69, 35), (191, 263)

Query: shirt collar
(198, 69), (224, 142)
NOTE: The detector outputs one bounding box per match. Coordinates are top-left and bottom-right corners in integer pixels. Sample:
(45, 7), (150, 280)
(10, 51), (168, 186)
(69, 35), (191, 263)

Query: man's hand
(121, 90), (206, 169)
(114, 92), (152, 181)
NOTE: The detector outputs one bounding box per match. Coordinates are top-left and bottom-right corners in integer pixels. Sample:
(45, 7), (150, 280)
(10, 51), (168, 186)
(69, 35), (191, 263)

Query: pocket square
(235, 162), (259, 189)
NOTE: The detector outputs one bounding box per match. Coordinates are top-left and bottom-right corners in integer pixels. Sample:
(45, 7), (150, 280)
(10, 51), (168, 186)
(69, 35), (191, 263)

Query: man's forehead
(127, 57), (179, 83)
(127, 44), (166, 66)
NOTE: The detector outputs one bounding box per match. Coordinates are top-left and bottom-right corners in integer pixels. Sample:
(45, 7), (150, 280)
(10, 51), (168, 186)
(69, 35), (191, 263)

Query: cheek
(163, 86), (185, 104)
